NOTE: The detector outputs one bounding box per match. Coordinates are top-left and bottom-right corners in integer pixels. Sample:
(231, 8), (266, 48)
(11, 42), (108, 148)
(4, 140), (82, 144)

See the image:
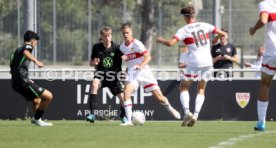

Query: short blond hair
(100, 26), (112, 35)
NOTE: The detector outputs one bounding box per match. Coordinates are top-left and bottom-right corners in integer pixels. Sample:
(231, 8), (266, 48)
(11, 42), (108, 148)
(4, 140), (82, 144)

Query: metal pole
(34, 0), (37, 32)
(37, 0), (41, 60)
(88, 0), (92, 61)
(213, 0), (221, 29)
(17, 0), (20, 46)
(33, 0), (37, 59)
(123, 0), (127, 22)
(53, 0), (57, 64)
(228, 0), (232, 43)
(25, 0), (37, 69)
(157, 1), (162, 68)
(26, 0), (35, 30)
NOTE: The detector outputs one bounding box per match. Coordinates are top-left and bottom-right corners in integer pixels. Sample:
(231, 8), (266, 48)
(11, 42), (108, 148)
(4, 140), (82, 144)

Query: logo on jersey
(110, 52), (115, 57)
(226, 48), (231, 53)
(215, 49), (221, 53)
(38, 87), (43, 92)
(131, 48), (135, 51)
(26, 45), (33, 49)
(235, 92), (250, 109)
(102, 57), (113, 68)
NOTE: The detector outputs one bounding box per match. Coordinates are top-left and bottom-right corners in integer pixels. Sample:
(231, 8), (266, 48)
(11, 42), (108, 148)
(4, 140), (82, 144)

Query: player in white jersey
(249, 0), (276, 131)
(119, 23), (181, 126)
(157, 6), (227, 127)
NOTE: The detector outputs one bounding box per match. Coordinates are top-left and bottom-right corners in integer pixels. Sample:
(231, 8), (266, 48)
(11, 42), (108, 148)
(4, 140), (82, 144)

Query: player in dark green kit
(86, 27), (126, 123)
(10, 30), (53, 126)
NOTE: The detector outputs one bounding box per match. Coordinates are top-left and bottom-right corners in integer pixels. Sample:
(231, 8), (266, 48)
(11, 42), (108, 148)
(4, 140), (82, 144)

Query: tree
(140, 0), (155, 51)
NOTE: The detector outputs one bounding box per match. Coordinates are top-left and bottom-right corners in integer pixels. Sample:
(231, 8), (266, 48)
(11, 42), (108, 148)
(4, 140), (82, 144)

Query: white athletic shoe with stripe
(31, 117), (53, 126)
(163, 104), (181, 119)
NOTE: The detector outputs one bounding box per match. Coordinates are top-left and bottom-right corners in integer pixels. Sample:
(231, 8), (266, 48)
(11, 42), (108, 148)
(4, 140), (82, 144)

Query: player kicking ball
(157, 6), (227, 127)
(86, 27), (127, 123)
(10, 30), (53, 126)
(119, 23), (181, 126)
(249, 0), (276, 131)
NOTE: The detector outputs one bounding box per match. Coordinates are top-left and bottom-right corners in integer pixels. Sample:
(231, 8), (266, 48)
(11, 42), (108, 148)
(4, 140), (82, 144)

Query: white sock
(123, 99), (132, 122)
(160, 97), (171, 108)
(257, 100), (268, 123)
(194, 94), (205, 118)
(180, 91), (190, 114)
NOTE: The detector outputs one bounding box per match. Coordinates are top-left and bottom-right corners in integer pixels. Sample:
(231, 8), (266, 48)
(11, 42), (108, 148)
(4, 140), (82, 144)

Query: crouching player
(10, 30), (53, 126)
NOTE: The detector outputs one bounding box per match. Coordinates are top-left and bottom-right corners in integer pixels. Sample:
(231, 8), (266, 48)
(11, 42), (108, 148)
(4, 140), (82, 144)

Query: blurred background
(0, 0), (264, 69)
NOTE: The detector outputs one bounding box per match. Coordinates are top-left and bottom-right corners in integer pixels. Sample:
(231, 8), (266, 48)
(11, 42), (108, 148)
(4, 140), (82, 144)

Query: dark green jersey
(90, 42), (123, 72)
(10, 44), (33, 82)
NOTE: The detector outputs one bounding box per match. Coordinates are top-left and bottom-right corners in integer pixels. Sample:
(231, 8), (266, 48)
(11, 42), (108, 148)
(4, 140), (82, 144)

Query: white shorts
(181, 66), (212, 82)
(261, 55), (276, 76)
(126, 69), (159, 92)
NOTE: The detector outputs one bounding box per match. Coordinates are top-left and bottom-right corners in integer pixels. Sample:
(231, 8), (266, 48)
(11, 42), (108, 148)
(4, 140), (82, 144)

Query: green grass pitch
(0, 120), (276, 148)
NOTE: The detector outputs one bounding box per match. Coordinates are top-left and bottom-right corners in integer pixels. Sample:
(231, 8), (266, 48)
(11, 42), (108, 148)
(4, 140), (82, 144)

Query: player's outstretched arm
(23, 50), (43, 68)
(212, 35), (222, 45)
(156, 37), (178, 46)
(215, 28), (228, 38)
(250, 13), (269, 36)
(211, 28), (228, 45)
(135, 52), (151, 70)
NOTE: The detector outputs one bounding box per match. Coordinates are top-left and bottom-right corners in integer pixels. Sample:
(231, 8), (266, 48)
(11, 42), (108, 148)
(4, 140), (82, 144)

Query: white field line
(209, 130), (276, 148)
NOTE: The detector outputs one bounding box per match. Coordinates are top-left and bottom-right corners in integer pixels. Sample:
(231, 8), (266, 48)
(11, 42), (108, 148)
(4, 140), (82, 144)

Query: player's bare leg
(37, 89), (53, 110)
(255, 72), (273, 131)
(188, 80), (207, 127)
(151, 89), (181, 119)
(31, 89), (53, 126)
(259, 72), (273, 102)
(86, 79), (101, 123)
(32, 98), (41, 111)
(180, 80), (193, 126)
(121, 82), (135, 126)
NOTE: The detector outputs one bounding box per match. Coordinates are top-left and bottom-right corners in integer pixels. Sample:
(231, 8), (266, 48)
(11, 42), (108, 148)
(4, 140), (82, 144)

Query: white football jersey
(173, 22), (217, 67)
(259, 0), (276, 56)
(120, 39), (150, 71)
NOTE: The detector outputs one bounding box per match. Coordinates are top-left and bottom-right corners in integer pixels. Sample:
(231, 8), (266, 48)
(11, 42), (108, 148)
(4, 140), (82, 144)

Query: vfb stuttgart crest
(235, 92), (250, 109)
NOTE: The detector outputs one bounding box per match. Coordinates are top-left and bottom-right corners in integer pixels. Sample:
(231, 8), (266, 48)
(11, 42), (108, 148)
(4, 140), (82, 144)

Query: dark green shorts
(12, 81), (45, 101)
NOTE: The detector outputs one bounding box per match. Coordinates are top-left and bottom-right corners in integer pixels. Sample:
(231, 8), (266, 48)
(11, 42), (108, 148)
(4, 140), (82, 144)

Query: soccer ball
(131, 111), (145, 125)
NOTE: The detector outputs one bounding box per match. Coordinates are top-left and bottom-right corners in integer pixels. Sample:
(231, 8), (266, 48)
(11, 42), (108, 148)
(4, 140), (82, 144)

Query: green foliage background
(0, 0), (264, 65)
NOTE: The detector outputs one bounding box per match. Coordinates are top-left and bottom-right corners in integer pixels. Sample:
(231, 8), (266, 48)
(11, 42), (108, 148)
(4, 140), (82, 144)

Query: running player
(157, 6), (227, 127)
(10, 30), (53, 126)
(86, 27), (126, 123)
(119, 23), (181, 126)
(249, 0), (276, 131)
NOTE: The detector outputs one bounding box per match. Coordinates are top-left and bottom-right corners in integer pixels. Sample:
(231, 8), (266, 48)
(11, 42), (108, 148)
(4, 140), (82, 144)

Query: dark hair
(121, 22), (132, 30)
(180, 6), (195, 17)
(24, 30), (40, 42)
